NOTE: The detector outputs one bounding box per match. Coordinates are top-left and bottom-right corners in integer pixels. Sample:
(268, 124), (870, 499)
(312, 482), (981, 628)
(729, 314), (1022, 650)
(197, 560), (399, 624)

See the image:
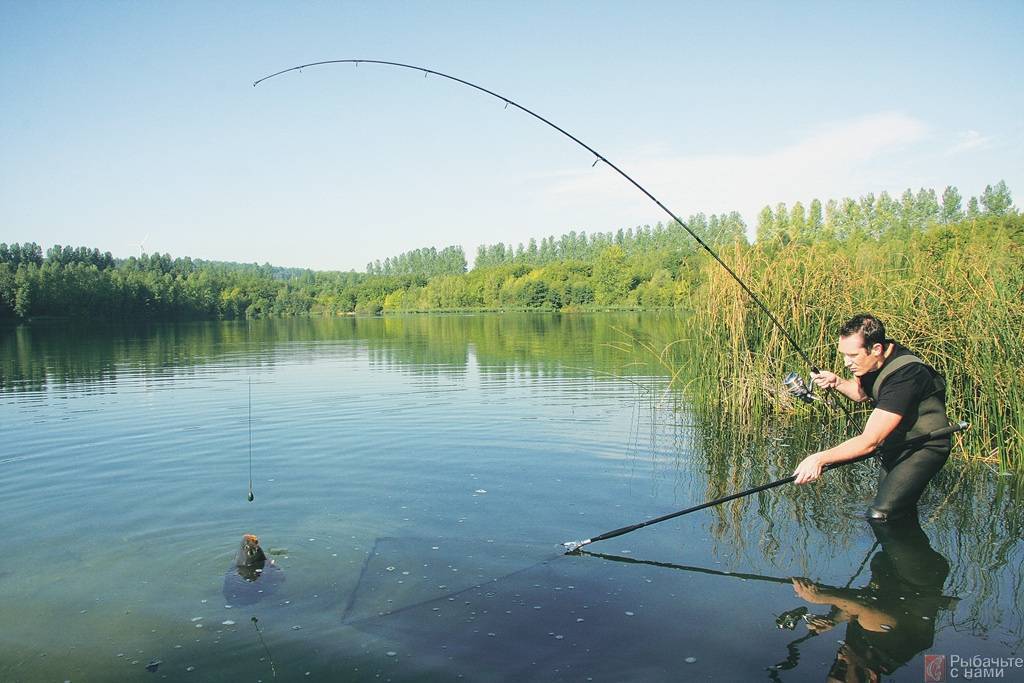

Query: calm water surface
(1, 315), (1021, 682)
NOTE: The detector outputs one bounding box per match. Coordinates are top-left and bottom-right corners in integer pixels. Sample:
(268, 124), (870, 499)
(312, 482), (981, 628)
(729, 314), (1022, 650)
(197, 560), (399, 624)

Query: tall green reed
(633, 217), (1023, 472)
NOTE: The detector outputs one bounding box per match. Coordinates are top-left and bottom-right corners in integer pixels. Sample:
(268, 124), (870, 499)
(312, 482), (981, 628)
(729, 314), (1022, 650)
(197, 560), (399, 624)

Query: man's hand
(811, 369), (840, 390)
(792, 577), (824, 601)
(793, 453), (825, 484)
(805, 615), (837, 633)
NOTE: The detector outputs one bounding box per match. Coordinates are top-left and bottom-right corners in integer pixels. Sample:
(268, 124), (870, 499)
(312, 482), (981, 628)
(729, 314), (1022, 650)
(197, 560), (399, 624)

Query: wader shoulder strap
(867, 352), (925, 402)
(871, 352), (951, 455)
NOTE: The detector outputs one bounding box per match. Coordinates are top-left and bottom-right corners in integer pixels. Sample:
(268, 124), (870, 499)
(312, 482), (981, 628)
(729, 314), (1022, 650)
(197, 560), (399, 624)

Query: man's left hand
(793, 453), (825, 484)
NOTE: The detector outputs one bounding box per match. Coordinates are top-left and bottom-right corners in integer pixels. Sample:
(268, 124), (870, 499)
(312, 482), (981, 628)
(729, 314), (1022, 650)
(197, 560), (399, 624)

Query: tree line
(0, 181), (1016, 321)
(755, 181), (1013, 245)
(472, 212), (746, 269)
(366, 245), (467, 278)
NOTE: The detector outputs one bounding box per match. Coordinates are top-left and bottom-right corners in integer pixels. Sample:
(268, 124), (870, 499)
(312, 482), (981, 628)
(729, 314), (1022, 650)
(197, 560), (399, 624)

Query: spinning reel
(783, 372), (818, 404)
(775, 606), (809, 630)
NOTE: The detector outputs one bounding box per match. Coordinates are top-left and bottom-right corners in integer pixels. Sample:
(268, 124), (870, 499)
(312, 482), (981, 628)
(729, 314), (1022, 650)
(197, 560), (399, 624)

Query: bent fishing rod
(562, 421), (968, 552)
(254, 60), (837, 389)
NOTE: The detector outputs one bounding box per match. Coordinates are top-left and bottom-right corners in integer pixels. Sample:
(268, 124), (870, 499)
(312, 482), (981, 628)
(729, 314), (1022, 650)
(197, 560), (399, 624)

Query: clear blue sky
(2, 2), (1021, 271)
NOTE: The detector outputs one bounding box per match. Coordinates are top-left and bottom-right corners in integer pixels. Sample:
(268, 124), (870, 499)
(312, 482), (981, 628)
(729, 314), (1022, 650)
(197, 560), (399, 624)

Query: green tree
(981, 180), (1013, 216)
(834, 198), (864, 241)
(808, 199), (824, 239)
(824, 199), (839, 236)
(756, 206), (776, 243)
(855, 193), (878, 237)
(14, 263), (38, 317)
(636, 268), (675, 307)
(967, 196), (981, 219)
(521, 280), (550, 308)
(592, 245), (633, 305)
(941, 186), (963, 223)
(916, 188), (940, 226)
(527, 238), (538, 261)
(790, 201), (807, 243)
(0, 263), (15, 318)
(719, 212), (748, 246)
(774, 203), (790, 243)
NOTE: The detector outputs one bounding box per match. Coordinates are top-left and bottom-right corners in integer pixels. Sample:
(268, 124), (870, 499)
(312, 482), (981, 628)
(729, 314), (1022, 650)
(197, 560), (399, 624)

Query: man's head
(838, 314), (888, 376)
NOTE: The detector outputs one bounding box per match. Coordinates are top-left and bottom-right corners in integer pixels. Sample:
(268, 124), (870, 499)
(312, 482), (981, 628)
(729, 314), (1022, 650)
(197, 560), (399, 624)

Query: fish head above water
(235, 533), (268, 568)
(224, 535), (284, 603)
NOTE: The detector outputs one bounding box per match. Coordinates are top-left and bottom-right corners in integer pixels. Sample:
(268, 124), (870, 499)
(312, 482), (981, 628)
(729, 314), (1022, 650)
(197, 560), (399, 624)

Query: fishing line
(252, 60), (834, 384)
(247, 378), (253, 501)
(251, 616), (277, 678)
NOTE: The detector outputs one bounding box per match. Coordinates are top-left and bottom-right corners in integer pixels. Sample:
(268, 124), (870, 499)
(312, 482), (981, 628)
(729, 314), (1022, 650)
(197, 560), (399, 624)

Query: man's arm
(811, 370), (868, 402)
(792, 408), (903, 484)
(792, 578), (897, 633)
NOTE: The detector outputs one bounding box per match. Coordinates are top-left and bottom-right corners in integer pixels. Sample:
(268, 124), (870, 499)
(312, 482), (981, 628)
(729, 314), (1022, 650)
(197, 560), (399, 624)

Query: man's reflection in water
(790, 516), (956, 683)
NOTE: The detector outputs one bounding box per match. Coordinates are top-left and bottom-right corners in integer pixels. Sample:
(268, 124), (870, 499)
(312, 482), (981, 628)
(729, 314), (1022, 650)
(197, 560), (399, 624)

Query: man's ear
(869, 343), (884, 356)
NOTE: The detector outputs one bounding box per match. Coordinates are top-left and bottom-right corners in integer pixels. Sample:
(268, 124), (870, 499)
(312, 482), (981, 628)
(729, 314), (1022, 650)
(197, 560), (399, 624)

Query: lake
(1, 314), (1021, 682)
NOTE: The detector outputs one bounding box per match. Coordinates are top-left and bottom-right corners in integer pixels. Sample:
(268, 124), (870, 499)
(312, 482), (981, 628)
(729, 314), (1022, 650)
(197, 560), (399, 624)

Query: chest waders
(864, 352), (952, 522)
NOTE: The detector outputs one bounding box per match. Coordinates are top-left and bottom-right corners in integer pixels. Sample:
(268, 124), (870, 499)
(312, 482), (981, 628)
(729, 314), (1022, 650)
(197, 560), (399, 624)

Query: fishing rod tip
(561, 540), (589, 554)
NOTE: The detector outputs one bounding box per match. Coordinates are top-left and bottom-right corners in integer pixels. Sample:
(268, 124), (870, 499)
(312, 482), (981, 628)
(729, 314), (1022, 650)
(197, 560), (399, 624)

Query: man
(792, 314), (951, 521)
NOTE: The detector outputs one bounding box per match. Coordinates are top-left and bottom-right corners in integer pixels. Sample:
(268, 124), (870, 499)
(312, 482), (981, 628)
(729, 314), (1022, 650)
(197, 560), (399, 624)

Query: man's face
(838, 333), (884, 376)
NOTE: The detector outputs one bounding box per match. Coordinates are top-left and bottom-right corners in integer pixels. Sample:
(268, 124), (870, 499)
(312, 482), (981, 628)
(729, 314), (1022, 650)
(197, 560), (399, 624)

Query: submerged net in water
(340, 537), (732, 681)
(342, 537), (559, 623)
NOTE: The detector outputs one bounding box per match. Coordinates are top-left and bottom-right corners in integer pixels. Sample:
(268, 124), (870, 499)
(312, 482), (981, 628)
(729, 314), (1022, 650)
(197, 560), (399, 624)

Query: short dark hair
(839, 314), (886, 349)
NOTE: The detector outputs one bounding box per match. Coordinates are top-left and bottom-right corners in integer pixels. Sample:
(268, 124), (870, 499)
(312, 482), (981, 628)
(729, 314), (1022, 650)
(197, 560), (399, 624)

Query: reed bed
(630, 217), (1024, 472)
